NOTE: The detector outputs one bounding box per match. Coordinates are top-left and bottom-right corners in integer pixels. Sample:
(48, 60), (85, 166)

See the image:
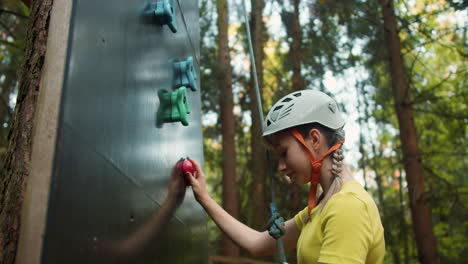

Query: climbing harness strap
(290, 128), (343, 215)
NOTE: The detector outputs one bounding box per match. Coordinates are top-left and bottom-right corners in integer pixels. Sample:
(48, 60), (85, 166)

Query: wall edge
(16, 1), (73, 263)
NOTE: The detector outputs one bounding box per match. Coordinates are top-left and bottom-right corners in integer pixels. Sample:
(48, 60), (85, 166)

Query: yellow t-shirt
(294, 181), (385, 264)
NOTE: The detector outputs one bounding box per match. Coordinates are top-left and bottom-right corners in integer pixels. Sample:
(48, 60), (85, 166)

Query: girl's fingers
(187, 158), (202, 173)
(185, 171), (192, 182)
(188, 158), (205, 179)
(185, 172), (197, 186)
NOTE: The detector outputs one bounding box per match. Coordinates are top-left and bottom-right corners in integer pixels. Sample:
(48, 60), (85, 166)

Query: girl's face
(271, 131), (314, 185)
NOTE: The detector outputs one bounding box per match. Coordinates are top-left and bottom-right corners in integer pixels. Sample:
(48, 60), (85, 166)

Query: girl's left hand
(167, 163), (187, 205)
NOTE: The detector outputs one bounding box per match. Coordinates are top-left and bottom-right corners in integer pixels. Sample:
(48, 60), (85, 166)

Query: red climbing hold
(177, 158), (196, 186)
(181, 159), (195, 175)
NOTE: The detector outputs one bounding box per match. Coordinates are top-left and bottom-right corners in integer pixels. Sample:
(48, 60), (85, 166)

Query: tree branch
(0, 39), (21, 49)
(0, 20), (16, 40)
(422, 164), (458, 193)
(21, 0), (32, 8)
(421, 151), (468, 157)
(0, 9), (28, 19)
(0, 94), (12, 118)
(409, 71), (455, 105)
(401, 24), (466, 57)
(413, 107), (468, 119)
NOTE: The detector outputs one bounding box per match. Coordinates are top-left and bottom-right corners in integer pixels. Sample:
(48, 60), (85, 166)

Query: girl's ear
(306, 128), (322, 151)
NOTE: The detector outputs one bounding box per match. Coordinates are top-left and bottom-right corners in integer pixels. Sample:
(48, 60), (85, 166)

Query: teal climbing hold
(142, 0), (177, 33)
(157, 87), (191, 127)
(173, 56), (197, 91)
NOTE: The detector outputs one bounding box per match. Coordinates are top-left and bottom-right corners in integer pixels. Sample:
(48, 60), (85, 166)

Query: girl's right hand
(184, 158), (209, 203)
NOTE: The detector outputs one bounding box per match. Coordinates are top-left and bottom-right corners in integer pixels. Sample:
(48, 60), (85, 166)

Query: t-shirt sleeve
(318, 193), (373, 264)
(294, 206), (309, 231)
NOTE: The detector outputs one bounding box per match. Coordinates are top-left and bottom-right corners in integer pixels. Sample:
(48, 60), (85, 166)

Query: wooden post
(15, 1), (72, 263)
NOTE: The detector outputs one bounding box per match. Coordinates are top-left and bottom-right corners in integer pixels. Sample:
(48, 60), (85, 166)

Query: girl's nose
(277, 159), (287, 172)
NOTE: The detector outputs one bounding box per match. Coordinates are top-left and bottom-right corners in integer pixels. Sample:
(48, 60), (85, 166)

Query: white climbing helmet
(262, 89), (345, 137)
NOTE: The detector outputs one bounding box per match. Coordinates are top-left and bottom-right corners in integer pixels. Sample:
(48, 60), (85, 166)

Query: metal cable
(241, 0), (264, 126)
(176, 0), (201, 69)
(241, 1), (288, 263)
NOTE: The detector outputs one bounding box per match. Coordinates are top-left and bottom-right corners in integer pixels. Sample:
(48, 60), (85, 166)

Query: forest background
(0, 0), (466, 263)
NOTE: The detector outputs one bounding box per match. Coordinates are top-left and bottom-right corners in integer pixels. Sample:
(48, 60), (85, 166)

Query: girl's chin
(285, 174), (295, 184)
(285, 174), (308, 185)
(294, 177), (309, 185)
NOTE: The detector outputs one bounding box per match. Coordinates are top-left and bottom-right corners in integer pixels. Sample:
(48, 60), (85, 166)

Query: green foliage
(0, 0), (28, 168)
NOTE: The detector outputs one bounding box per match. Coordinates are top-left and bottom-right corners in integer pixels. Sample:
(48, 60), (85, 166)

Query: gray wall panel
(42, 0), (206, 263)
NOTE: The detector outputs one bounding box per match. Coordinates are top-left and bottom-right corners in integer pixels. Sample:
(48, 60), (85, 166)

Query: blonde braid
(331, 148), (344, 176)
(319, 132), (345, 212)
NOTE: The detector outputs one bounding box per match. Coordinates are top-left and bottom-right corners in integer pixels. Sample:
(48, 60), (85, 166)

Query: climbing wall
(41, 0), (206, 263)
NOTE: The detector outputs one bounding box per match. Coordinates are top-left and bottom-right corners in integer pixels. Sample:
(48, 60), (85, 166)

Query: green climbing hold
(157, 87), (191, 127)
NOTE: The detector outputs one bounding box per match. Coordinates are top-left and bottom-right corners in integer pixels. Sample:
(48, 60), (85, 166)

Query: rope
(241, 1), (288, 263)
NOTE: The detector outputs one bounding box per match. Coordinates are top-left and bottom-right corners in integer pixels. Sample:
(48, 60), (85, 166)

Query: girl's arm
(185, 158), (300, 257)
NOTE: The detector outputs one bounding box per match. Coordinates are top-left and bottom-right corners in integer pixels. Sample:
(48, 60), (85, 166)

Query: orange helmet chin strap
(290, 128), (343, 215)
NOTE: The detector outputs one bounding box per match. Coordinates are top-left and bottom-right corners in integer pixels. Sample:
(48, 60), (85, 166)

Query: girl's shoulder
(333, 181), (374, 204)
(321, 181), (382, 227)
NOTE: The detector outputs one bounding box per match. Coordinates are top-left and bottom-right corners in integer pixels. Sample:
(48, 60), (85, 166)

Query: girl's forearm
(198, 194), (276, 256)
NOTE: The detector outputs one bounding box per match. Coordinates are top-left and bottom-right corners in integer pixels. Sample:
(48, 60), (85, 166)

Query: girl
(185, 90), (385, 264)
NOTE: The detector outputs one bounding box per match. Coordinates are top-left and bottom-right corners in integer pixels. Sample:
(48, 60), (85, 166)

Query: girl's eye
(281, 150), (287, 158)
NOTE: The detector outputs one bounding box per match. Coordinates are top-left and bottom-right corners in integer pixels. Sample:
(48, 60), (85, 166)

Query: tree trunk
(398, 168), (409, 264)
(217, 0), (240, 257)
(280, 0), (303, 92)
(355, 86), (368, 190)
(249, 0), (268, 230)
(291, 0), (303, 91)
(361, 86), (398, 262)
(379, 1), (440, 263)
(280, 6), (304, 256)
(0, 1), (53, 263)
(370, 136), (396, 263)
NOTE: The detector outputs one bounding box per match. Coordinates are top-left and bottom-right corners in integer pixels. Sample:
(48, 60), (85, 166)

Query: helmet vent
(293, 92), (302, 97)
(281, 97), (292, 102)
(328, 102), (336, 113)
(267, 119), (272, 126)
(274, 105), (284, 111)
(282, 103), (294, 112)
(279, 112), (291, 120)
(278, 104), (294, 120)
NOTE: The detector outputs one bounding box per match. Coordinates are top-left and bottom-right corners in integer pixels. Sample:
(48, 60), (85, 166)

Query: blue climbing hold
(142, 0), (177, 33)
(173, 56), (198, 91)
